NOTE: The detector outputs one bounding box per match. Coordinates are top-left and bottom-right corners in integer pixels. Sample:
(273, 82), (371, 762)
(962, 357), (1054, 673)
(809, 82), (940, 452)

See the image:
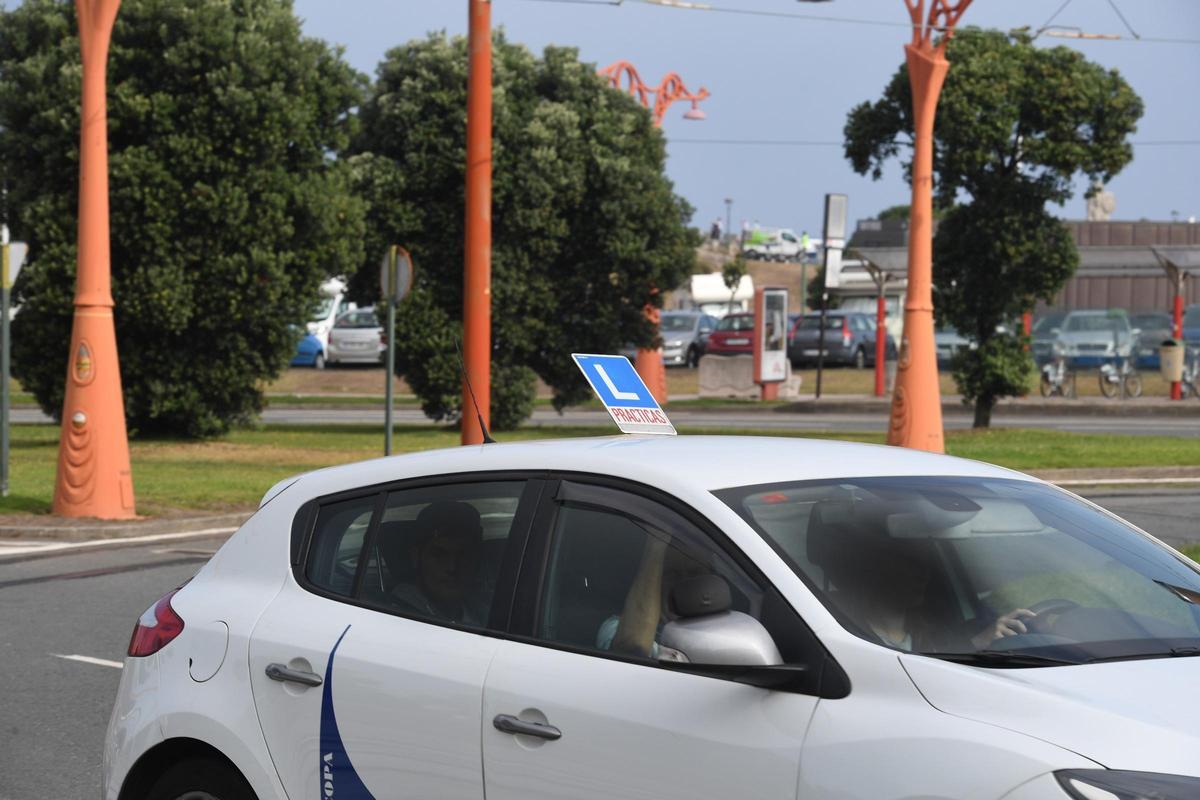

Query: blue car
(291, 330), (326, 369)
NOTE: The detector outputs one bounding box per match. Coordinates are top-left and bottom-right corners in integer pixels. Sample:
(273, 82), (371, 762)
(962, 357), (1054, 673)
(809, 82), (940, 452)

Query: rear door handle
(493, 714), (562, 741)
(265, 663), (323, 687)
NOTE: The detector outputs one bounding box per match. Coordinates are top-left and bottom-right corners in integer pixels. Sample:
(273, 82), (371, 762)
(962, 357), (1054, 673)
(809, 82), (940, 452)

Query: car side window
(361, 481), (528, 628)
(305, 496), (377, 597)
(536, 482), (792, 664)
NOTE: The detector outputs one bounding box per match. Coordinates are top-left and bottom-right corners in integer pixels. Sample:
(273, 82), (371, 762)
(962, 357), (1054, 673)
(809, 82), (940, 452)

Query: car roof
(283, 435), (1030, 502)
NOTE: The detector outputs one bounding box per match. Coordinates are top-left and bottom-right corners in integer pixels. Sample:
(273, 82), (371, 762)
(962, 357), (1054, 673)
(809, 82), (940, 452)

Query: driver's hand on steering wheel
(971, 608), (1036, 650)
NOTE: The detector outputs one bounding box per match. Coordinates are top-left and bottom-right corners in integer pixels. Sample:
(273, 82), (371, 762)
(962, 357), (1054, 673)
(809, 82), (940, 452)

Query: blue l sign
(572, 354), (676, 435)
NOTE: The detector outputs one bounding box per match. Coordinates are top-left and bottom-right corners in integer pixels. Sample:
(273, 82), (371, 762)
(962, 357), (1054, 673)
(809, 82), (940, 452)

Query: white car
(327, 309), (384, 365)
(105, 436), (1200, 800)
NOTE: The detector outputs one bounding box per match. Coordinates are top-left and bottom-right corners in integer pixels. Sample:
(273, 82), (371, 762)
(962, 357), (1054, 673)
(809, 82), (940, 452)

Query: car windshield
(312, 296), (337, 322)
(1064, 314), (1127, 333)
(336, 311), (378, 329)
(799, 316), (843, 331)
(716, 315), (754, 332)
(1130, 314), (1170, 330)
(717, 476), (1200, 666)
(1032, 313), (1065, 334)
(660, 314), (697, 333)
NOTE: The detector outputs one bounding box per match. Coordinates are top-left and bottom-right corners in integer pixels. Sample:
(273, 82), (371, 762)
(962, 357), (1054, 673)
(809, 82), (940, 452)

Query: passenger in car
(598, 534), (704, 661)
(390, 501), (486, 626)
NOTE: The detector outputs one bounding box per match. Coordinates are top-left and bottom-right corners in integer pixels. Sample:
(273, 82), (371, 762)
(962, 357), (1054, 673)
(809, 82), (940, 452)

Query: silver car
(327, 309), (385, 365)
(621, 311), (718, 367)
(1053, 310), (1139, 367)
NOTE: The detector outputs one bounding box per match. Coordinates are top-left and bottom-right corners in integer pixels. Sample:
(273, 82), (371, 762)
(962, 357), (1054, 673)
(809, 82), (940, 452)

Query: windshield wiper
(1086, 646), (1200, 664)
(926, 651), (1079, 668)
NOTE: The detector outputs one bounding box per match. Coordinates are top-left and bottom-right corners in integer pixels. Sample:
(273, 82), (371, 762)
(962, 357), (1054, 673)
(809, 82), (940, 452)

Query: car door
(481, 478), (833, 800)
(249, 477), (544, 800)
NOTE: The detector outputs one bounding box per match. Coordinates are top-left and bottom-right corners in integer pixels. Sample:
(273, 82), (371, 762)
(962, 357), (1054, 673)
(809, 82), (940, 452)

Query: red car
(704, 312), (755, 355)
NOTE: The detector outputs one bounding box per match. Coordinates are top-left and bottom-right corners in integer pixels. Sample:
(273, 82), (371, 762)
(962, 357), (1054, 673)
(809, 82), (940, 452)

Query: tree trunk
(973, 395), (995, 428)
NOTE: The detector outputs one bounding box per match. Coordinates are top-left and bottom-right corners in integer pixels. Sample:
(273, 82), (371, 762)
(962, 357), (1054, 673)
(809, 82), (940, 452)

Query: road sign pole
(2, 243), (9, 497)
(384, 246), (396, 456)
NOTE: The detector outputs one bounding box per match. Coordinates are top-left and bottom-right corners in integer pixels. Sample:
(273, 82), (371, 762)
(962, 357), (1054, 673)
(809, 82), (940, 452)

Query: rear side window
(305, 497), (377, 597)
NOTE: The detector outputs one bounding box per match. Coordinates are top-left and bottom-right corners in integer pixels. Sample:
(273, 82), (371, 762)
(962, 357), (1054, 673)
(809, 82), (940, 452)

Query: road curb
(773, 399), (1200, 417)
(0, 511), (254, 542)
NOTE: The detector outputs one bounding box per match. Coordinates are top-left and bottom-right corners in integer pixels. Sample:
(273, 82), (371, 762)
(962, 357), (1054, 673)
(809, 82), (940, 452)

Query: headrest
(670, 574), (732, 619)
(415, 500), (482, 544)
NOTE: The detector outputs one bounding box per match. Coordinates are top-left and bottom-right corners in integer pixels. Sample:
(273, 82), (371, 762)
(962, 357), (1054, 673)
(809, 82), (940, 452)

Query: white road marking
(51, 653), (124, 669)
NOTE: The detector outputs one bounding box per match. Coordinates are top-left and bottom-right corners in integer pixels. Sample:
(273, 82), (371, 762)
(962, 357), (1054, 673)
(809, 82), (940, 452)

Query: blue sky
(293, 0), (1200, 236)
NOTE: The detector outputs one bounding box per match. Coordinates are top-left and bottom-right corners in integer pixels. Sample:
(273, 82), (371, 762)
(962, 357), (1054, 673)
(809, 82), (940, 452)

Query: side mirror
(660, 575), (782, 668)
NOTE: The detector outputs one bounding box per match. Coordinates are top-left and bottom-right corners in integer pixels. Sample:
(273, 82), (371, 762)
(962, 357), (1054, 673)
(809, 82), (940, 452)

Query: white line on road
(51, 653), (123, 669)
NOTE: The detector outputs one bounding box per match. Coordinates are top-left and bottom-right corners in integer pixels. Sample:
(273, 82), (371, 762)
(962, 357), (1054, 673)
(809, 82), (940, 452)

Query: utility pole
(462, 0), (492, 445)
(53, 0), (135, 518)
(724, 198), (733, 246)
(886, 0), (972, 454)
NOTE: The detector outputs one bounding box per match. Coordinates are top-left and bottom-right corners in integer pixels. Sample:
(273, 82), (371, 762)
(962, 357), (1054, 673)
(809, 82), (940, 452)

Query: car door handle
(265, 663), (323, 687)
(493, 714), (562, 741)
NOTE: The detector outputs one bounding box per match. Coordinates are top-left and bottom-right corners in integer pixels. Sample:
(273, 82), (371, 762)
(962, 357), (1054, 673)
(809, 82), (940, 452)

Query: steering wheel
(1025, 598), (1081, 634)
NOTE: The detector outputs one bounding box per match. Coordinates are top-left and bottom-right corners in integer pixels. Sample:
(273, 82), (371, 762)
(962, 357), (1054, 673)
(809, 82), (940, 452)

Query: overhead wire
(506, 0), (1200, 45)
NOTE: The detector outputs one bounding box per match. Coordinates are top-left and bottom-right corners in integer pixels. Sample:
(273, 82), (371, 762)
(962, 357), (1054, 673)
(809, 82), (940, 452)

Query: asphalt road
(2, 492), (1197, 799)
(15, 407), (1199, 437)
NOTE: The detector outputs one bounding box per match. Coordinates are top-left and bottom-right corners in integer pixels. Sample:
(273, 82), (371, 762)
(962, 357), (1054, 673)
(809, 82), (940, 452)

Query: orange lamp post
(53, 0), (135, 519)
(886, 0), (971, 454)
(462, 0), (492, 445)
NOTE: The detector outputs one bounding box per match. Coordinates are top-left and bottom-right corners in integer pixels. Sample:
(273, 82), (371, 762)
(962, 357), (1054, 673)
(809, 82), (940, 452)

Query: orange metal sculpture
(462, 0), (492, 445)
(886, 0), (972, 454)
(53, 0), (136, 518)
(599, 61), (710, 127)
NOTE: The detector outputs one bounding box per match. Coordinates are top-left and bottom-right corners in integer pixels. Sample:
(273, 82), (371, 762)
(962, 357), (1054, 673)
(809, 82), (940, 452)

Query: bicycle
(1039, 355), (1076, 398)
(1098, 355), (1142, 399)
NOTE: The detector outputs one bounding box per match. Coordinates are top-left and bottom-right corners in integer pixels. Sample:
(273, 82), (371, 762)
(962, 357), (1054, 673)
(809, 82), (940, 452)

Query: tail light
(128, 589), (185, 657)
(841, 318), (851, 347)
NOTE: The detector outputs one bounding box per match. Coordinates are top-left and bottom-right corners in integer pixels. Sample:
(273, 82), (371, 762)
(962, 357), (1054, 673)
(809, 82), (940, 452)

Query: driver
(832, 535), (1035, 652)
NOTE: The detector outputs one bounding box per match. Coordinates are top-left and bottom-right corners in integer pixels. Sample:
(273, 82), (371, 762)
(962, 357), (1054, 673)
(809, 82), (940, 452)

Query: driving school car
(105, 434), (1200, 800)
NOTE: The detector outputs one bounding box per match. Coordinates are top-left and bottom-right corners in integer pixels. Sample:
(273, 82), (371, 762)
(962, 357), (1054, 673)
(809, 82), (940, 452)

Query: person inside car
(598, 533), (703, 661)
(390, 501), (485, 626)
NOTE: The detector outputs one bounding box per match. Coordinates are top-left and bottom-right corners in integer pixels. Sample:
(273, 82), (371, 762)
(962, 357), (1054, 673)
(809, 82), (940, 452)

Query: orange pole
(462, 0), (491, 445)
(635, 301), (668, 405)
(1172, 291), (1183, 401)
(887, 0), (971, 452)
(53, 0), (135, 519)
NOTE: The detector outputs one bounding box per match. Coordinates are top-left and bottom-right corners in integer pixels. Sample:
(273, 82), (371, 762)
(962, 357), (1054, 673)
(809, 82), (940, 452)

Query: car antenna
(455, 338), (496, 444)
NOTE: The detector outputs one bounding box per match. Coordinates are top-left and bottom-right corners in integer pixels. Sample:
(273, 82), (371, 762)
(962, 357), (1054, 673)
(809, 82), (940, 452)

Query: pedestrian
(710, 219), (721, 242)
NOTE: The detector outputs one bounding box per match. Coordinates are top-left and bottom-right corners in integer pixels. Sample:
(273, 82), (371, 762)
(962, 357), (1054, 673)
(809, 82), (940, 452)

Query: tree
(2, 0), (365, 437)
(349, 33), (698, 428)
(721, 254), (747, 315)
(845, 29), (1142, 426)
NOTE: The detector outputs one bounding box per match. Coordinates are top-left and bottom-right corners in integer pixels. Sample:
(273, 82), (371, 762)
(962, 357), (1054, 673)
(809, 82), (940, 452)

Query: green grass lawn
(4, 423), (1200, 518)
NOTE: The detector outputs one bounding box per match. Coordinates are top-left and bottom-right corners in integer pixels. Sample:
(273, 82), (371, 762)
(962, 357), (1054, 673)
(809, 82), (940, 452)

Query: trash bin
(1160, 339), (1185, 382)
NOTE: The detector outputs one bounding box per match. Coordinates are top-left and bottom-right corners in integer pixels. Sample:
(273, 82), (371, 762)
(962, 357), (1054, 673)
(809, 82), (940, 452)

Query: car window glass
(716, 315), (754, 332)
(660, 314), (696, 333)
(305, 496), (377, 597)
(537, 492), (780, 663)
(718, 477), (1200, 664)
(360, 481), (527, 628)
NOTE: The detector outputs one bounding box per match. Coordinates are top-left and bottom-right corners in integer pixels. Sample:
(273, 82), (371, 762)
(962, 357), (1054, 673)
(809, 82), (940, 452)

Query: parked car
(106, 436), (1200, 800)
(1053, 310), (1139, 367)
(703, 312), (755, 356)
(935, 325), (972, 370)
(327, 309), (384, 366)
(659, 311), (718, 367)
(290, 330), (326, 370)
(1129, 311), (1175, 369)
(788, 311), (894, 369)
(1185, 304), (1200, 347)
(1031, 311), (1068, 366)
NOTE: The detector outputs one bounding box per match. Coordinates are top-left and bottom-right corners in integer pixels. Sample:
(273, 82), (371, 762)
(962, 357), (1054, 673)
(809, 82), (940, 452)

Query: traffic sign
(572, 354), (676, 435)
(380, 246), (413, 306)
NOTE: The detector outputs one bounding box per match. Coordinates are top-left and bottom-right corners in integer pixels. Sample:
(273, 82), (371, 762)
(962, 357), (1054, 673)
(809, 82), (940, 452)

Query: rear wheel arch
(119, 738), (253, 800)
